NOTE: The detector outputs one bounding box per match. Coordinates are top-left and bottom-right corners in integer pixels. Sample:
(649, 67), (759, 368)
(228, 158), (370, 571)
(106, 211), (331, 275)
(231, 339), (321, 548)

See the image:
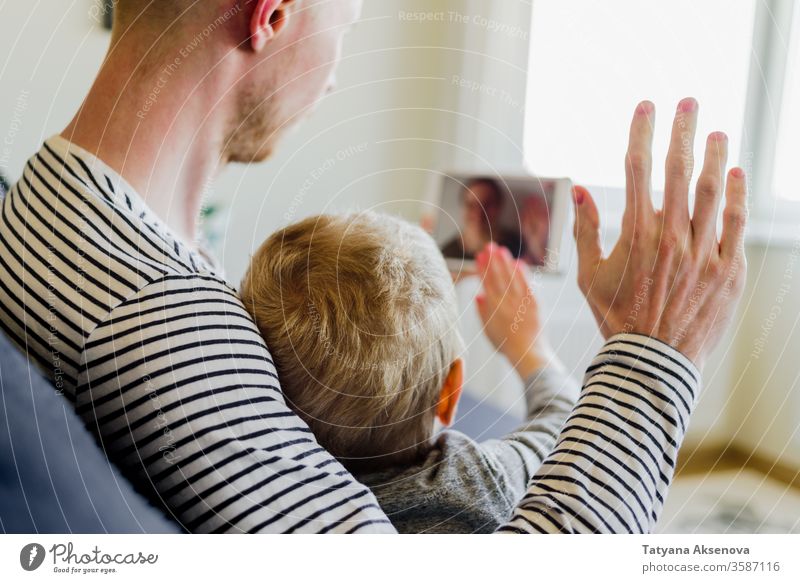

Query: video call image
(434, 175), (554, 267)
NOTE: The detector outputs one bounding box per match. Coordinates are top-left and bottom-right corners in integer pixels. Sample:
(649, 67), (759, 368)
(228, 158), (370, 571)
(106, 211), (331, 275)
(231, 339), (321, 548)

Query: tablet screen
(432, 174), (561, 269)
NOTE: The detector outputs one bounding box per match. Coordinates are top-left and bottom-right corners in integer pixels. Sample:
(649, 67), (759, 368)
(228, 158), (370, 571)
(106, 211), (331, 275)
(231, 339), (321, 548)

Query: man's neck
(62, 37), (235, 245)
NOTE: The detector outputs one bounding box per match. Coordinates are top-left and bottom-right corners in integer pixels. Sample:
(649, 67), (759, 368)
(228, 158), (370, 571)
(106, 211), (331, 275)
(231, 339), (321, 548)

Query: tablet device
(428, 173), (571, 274)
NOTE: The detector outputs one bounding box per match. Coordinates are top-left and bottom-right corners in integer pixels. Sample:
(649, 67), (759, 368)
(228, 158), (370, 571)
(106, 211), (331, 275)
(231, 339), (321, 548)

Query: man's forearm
(499, 333), (699, 533)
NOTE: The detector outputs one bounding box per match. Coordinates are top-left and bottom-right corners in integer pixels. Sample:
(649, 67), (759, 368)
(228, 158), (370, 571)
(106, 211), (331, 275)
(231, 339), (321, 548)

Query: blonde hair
(240, 212), (463, 469)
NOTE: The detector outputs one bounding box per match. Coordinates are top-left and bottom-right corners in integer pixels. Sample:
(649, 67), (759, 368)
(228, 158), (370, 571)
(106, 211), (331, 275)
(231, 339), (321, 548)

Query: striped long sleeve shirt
(0, 136), (699, 533)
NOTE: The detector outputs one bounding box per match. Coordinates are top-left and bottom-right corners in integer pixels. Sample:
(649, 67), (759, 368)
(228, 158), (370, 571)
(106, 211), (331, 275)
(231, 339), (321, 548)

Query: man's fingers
(692, 132), (728, 251)
(663, 97), (698, 229)
(720, 167), (748, 260)
(624, 100), (656, 229)
(573, 185), (602, 293)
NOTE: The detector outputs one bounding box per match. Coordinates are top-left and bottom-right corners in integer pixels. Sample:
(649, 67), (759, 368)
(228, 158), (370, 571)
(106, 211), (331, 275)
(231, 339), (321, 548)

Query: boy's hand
(475, 243), (561, 380)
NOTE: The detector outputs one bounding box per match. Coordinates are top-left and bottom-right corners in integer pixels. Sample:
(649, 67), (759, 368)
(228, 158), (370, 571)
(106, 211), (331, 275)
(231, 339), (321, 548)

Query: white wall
(0, 1), (109, 182)
(215, 0), (466, 281)
(727, 241), (800, 467)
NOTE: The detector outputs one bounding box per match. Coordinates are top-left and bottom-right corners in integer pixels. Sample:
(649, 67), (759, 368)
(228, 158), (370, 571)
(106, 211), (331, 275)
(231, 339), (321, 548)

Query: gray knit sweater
(354, 366), (580, 533)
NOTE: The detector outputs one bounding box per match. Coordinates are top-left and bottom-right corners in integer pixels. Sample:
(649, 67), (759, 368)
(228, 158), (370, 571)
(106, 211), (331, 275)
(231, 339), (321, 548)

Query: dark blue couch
(0, 332), (179, 533)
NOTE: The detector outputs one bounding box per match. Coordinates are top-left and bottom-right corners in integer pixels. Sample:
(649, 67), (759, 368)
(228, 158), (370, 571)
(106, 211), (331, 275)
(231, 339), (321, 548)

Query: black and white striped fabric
(505, 335), (698, 533)
(0, 136), (699, 533)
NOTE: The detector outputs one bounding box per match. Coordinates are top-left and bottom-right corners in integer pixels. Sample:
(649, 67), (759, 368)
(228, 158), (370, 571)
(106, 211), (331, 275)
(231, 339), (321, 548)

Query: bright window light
(525, 0), (756, 193)
(772, 3), (800, 202)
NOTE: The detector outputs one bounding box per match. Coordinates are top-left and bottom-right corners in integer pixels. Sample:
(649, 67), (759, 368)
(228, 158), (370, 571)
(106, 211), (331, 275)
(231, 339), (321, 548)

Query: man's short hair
(240, 212), (464, 469)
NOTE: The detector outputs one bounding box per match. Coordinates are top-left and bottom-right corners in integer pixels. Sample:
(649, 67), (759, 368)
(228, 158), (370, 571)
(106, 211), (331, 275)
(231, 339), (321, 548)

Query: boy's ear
(436, 359), (464, 427)
(250, 0), (293, 53)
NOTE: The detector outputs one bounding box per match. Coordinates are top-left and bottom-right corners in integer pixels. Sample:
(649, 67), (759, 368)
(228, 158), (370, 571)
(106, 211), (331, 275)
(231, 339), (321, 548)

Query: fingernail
(730, 167), (745, 179)
(678, 97), (697, 113)
(635, 101), (654, 115)
(573, 187), (585, 205)
(709, 131), (727, 142)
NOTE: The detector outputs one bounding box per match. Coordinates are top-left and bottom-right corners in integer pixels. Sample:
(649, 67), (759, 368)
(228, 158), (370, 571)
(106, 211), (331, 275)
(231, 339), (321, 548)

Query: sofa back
(0, 332), (180, 533)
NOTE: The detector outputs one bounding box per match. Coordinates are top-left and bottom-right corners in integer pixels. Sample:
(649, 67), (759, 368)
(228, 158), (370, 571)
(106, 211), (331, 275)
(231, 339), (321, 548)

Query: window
(772, 3), (800, 202)
(525, 0), (800, 221)
(525, 0), (757, 195)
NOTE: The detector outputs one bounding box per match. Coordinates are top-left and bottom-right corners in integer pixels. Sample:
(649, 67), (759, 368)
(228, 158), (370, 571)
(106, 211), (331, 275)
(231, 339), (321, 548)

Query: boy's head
(240, 212), (464, 470)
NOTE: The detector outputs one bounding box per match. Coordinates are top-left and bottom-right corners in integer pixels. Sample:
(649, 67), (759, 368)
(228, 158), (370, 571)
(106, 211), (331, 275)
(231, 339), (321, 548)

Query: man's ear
(250, 0), (293, 52)
(436, 359), (464, 427)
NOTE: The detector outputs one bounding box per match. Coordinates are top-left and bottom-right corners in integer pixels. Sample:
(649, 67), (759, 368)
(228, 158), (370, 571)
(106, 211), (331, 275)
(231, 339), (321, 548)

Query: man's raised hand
(572, 98), (748, 369)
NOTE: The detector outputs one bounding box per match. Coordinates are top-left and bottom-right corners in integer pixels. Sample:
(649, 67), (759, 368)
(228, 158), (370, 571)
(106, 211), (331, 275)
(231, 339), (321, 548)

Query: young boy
(240, 212), (579, 533)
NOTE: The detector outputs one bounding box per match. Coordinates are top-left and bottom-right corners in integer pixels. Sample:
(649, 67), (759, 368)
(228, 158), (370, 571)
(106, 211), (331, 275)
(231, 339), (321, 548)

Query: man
(0, 1), (747, 533)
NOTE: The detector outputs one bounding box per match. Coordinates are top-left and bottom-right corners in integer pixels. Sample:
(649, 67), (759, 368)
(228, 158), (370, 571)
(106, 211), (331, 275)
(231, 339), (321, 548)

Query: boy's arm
(476, 362), (579, 503)
(471, 243), (580, 501)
